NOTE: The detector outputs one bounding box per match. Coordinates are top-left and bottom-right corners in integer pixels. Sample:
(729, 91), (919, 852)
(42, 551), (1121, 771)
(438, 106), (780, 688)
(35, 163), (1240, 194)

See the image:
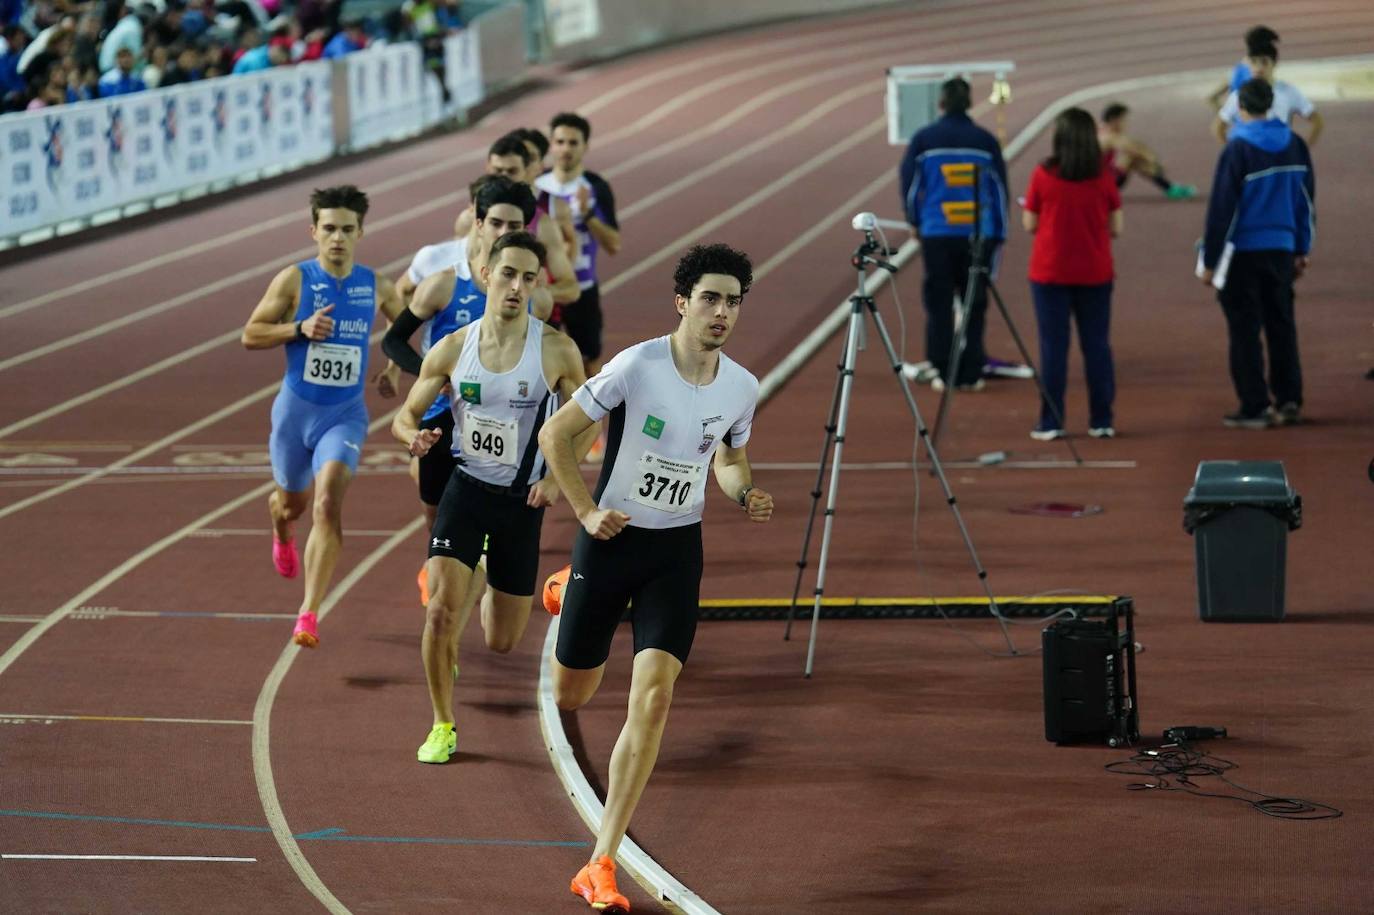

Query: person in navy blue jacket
(898, 77), (1008, 390)
(1199, 78), (1314, 429)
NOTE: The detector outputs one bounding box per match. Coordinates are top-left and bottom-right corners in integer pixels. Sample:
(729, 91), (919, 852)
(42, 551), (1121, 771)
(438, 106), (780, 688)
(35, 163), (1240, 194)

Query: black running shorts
(560, 284), (603, 362)
(428, 470), (545, 596)
(555, 522), (703, 669)
(417, 408), (457, 507)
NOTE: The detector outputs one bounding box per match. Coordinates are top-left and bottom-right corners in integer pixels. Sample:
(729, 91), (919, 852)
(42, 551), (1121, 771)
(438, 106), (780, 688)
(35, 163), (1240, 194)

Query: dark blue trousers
(1029, 281), (1115, 431)
(1216, 250), (1302, 416)
(920, 236), (997, 386)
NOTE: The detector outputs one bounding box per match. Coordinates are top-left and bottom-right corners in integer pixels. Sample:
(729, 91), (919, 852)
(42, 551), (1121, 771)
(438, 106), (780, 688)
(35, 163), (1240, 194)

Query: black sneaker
(1276, 402), (1301, 426)
(1222, 409), (1274, 430)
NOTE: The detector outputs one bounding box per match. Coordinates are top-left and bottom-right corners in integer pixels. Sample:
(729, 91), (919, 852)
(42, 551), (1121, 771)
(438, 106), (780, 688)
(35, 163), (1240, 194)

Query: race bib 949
(304, 342), (361, 387)
(629, 451), (705, 513)
(462, 411), (519, 466)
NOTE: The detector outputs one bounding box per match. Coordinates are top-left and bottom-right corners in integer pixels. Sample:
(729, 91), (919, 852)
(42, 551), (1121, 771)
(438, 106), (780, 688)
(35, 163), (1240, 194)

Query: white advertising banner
(345, 43), (425, 151)
(444, 28), (484, 109)
(546, 0), (602, 47)
(1, 61), (337, 243)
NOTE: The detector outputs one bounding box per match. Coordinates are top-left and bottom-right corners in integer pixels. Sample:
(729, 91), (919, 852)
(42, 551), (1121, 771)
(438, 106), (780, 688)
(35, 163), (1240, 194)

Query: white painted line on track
(2, 854), (256, 862)
(0, 615), (43, 623)
(0, 483), (273, 679)
(0, 713), (252, 725)
(194, 528), (402, 538)
(538, 619), (721, 915)
(252, 515), (424, 915)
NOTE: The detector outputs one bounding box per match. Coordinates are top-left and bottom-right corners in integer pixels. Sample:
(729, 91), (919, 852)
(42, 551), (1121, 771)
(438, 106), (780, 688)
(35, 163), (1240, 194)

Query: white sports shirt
(573, 335), (758, 530)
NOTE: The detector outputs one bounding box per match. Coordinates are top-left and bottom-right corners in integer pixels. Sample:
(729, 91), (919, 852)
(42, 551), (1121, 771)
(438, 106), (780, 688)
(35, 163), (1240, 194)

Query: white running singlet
(449, 317), (556, 488)
(573, 335), (757, 530)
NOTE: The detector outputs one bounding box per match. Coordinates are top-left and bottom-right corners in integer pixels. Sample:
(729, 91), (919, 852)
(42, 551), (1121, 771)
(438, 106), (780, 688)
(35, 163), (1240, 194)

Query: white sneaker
(1030, 428), (1064, 441)
(1088, 427), (1116, 439)
(900, 361), (938, 382)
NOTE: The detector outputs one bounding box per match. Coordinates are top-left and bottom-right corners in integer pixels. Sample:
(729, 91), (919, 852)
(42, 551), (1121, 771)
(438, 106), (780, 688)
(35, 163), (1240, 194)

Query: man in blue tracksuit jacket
(898, 77), (1008, 389)
(1199, 78), (1314, 428)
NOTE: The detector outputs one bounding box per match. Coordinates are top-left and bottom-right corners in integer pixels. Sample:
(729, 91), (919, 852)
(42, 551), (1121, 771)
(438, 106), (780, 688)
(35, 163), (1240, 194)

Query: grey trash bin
(1183, 460), (1302, 621)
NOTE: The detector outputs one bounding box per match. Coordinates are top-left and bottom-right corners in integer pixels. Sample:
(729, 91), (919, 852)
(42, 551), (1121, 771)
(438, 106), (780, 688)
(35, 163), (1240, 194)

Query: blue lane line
(0, 809), (588, 848)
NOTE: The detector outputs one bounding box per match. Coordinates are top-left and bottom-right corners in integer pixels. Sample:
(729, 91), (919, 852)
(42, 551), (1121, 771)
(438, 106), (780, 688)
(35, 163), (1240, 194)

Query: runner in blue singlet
(241, 185), (403, 648)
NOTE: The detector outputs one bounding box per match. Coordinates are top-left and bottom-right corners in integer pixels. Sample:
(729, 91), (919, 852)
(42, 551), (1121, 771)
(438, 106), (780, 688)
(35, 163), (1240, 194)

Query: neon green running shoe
(417, 723), (456, 764)
(1166, 183), (1197, 200)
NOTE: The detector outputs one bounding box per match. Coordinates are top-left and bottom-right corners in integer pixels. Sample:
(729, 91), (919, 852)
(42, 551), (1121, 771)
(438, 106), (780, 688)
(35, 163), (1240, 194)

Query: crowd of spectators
(0, 0), (466, 114)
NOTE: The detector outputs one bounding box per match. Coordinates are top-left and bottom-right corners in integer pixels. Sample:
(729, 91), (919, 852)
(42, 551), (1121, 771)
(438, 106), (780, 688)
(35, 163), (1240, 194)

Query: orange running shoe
(584, 431), (607, 465)
(543, 564), (571, 616)
(570, 855), (630, 913)
(417, 564), (430, 608)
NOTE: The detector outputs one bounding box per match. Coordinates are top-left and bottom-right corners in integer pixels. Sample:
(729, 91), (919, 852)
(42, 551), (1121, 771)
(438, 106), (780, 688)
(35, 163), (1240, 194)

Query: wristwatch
(738, 485), (755, 507)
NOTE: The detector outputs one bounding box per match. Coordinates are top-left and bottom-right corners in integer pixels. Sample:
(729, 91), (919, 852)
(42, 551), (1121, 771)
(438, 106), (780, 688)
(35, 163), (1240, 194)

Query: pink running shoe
(272, 536), (299, 578)
(292, 612), (319, 648)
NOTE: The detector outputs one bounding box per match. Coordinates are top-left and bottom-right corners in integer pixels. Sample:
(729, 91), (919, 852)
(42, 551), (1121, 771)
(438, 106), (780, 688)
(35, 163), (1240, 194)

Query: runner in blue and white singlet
(242, 185), (403, 649)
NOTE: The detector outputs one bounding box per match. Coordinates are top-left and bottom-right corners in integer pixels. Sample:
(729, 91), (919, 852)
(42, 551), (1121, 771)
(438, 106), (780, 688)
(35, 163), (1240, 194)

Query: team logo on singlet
(459, 382), (482, 405)
(518, 380), (529, 397)
(698, 415), (723, 454)
(642, 415), (666, 439)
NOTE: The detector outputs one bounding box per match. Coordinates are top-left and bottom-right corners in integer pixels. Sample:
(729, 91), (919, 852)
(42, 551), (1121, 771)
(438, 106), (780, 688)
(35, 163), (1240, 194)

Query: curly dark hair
(309, 185), (369, 225)
(489, 231), (548, 270)
(672, 244), (753, 298)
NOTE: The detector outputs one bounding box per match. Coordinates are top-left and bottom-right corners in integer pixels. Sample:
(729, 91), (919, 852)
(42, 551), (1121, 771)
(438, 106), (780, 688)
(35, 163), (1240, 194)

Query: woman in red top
(1022, 107), (1123, 439)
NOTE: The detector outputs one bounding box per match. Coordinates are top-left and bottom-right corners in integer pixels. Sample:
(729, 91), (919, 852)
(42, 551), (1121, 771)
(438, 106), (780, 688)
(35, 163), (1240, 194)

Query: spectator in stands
(71, 13), (101, 74)
(99, 45), (147, 96)
(321, 17), (366, 59)
(179, 0), (209, 39)
(0, 24), (28, 107)
(1021, 107), (1123, 441)
(16, 18), (72, 83)
(1, 0), (22, 28)
(148, 1), (186, 49)
(25, 57), (66, 108)
(67, 60), (98, 101)
(143, 43), (170, 87)
(296, 0), (342, 40)
(99, 2), (143, 72)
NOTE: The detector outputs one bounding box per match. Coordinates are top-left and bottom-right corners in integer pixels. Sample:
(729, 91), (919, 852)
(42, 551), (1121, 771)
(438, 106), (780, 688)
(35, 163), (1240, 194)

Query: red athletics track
(2, 1), (1373, 913)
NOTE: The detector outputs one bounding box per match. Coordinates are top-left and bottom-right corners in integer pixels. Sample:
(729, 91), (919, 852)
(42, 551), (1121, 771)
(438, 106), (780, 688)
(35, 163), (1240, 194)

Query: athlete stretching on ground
(241, 185), (403, 647)
(392, 231), (594, 764)
(539, 244), (774, 912)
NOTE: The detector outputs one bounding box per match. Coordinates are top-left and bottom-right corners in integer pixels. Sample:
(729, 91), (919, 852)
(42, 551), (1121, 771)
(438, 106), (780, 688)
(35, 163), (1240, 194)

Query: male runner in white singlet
(538, 244), (774, 913)
(391, 231), (595, 765)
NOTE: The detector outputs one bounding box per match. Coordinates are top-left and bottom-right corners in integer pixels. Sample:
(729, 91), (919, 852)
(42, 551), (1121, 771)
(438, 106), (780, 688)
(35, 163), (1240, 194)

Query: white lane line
(252, 516), (424, 915)
(0, 483), (273, 679)
(2, 854), (256, 862)
(0, 713), (253, 725)
(0, 614), (43, 623)
(602, 113), (886, 296)
(0, 383), (280, 519)
(0, 13), (909, 323)
(75, 609), (299, 620)
(576, 12), (902, 116)
(538, 620), (722, 915)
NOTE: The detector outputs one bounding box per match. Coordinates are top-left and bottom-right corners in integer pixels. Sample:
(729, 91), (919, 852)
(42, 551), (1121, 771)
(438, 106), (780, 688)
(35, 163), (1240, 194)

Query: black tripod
(784, 227), (1016, 677)
(929, 164), (1082, 465)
